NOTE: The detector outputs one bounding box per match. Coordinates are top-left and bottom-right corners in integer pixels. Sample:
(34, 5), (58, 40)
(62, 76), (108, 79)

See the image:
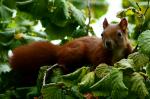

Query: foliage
(95, 63), (111, 78)
(122, 0), (150, 39)
(138, 30), (150, 57)
(34, 58), (150, 99)
(71, 0), (108, 18)
(128, 52), (149, 71)
(0, 0), (150, 99)
(35, 44), (150, 99)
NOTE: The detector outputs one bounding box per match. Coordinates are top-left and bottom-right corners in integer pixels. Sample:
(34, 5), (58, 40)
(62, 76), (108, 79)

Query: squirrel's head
(101, 18), (128, 50)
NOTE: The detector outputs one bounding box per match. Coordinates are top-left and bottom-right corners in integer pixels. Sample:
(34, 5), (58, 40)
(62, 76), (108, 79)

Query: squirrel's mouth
(104, 42), (113, 50)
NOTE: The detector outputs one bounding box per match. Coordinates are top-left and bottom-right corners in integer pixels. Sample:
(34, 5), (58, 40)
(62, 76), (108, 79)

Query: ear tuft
(119, 18), (128, 32)
(103, 18), (109, 29)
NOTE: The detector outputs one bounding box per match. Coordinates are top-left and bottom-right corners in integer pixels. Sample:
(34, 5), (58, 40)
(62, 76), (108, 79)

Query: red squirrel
(9, 18), (132, 85)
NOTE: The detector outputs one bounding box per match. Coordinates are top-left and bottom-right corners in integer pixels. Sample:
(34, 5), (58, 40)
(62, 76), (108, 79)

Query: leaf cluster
(0, 0), (150, 99)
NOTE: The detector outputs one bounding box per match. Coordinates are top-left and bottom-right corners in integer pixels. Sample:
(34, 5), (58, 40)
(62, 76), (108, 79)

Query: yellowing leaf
(128, 52), (149, 71)
(130, 72), (149, 99)
(138, 30), (150, 57)
(95, 64), (111, 78)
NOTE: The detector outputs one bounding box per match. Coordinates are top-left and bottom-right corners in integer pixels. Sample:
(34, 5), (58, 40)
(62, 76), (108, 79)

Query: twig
(144, 0), (150, 15)
(43, 64), (58, 86)
(132, 44), (138, 53)
(3, 5), (15, 13)
(16, 0), (33, 5)
(136, 2), (141, 11)
(86, 0), (91, 34)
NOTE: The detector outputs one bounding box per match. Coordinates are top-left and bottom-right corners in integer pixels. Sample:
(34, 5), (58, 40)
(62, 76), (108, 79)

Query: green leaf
(3, 0), (16, 9)
(48, 0), (70, 27)
(0, 49), (10, 62)
(90, 68), (128, 99)
(117, 7), (135, 18)
(41, 83), (83, 99)
(146, 63), (150, 78)
(26, 87), (39, 98)
(125, 8), (135, 16)
(0, 29), (14, 46)
(15, 11), (34, 24)
(91, 68), (128, 98)
(95, 63), (111, 78)
(110, 69), (128, 99)
(91, 1), (108, 18)
(78, 72), (95, 92)
(90, 73), (111, 97)
(62, 67), (90, 87)
(128, 52), (149, 71)
(62, 67), (89, 81)
(44, 21), (78, 40)
(71, 0), (108, 18)
(0, 63), (11, 74)
(71, 27), (88, 38)
(31, 0), (48, 18)
(69, 2), (85, 26)
(114, 59), (134, 73)
(0, 5), (13, 21)
(14, 87), (39, 98)
(0, 86), (39, 98)
(49, 67), (64, 83)
(0, 90), (16, 99)
(130, 72), (149, 99)
(0, 71), (15, 93)
(40, 0), (86, 40)
(69, 86), (84, 99)
(23, 34), (47, 42)
(36, 66), (49, 94)
(41, 83), (66, 99)
(37, 65), (63, 91)
(138, 30), (150, 57)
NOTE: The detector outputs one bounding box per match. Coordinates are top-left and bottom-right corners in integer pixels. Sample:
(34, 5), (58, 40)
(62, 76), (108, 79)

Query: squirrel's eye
(117, 32), (122, 37)
(101, 33), (103, 37)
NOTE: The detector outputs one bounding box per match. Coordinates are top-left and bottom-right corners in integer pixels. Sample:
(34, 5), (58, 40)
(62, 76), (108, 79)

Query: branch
(86, 0), (91, 34)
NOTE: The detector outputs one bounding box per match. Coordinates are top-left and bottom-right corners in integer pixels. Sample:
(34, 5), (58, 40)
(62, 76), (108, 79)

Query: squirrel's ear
(119, 18), (128, 32)
(103, 18), (109, 29)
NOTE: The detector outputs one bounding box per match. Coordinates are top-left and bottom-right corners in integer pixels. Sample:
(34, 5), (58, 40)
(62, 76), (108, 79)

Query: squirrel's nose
(105, 41), (112, 49)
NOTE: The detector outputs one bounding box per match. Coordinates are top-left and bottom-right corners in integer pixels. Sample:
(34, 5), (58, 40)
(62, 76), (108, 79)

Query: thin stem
(144, 0), (150, 16)
(16, 0), (33, 5)
(43, 64), (58, 86)
(3, 6), (15, 13)
(136, 2), (141, 11)
(86, 0), (91, 34)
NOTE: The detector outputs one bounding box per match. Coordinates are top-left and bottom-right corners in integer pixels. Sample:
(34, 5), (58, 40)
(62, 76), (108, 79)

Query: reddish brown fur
(10, 18), (132, 85)
(10, 42), (60, 73)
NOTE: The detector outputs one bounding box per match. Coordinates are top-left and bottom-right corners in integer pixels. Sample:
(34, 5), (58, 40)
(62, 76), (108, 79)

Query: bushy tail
(9, 41), (60, 73)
